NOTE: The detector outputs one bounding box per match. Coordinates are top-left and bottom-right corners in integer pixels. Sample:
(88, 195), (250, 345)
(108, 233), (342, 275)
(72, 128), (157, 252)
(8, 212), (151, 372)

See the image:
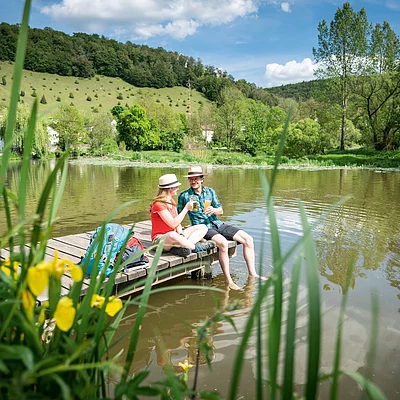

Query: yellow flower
(48, 250), (65, 279)
(38, 301), (49, 325)
(91, 294), (105, 309)
(21, 289), (35, 321)
(27, 262), (50, 296)
(27, 251), (82, 297)
(65, 260), (83, 282)
(105, 296), (123, 317)
(1, 259), (19, 277)
(54, 297), (76, 332)
(178, 359), (193, 373)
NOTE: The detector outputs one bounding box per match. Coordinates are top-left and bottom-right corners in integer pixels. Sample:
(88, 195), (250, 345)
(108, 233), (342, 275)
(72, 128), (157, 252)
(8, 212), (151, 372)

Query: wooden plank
(2, 219), (238, 301)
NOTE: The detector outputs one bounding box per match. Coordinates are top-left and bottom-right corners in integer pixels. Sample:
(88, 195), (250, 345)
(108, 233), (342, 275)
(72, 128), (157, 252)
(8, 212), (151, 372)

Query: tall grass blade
(120, 239), (164, 384)
(299, 203), (321, 399)
(366, 292), (379, 382)
(282, 254), (301, 400)
(269, 106), (293, 193)
(259, 172), (282, 399)
(229, 279), (272, 399)
(330, 262), (355, 400)
(17, 99), (38, 263)
(0, 0), (31, 197)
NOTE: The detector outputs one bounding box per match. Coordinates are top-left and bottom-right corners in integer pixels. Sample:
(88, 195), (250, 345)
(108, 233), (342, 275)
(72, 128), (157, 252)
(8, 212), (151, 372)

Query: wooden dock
(1, 221), (238, 303)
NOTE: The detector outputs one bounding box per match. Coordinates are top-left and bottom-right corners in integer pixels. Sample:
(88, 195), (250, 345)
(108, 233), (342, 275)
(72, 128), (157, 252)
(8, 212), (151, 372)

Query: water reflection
(2, 161), (400, 398)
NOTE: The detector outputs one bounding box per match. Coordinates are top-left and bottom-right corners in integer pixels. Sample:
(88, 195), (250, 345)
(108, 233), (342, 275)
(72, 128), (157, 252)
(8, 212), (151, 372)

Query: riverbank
(64, 147), (400, 170)
(3, 147), (400, 170)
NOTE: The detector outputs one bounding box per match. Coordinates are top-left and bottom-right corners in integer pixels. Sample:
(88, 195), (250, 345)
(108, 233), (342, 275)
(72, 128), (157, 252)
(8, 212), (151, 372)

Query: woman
(151, 174), (213, 257)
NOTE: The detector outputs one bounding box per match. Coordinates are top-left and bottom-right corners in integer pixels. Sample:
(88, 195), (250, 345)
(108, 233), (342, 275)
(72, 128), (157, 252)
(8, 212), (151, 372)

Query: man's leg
(232, 230), (257, 277)
(211, 233), (240, 290)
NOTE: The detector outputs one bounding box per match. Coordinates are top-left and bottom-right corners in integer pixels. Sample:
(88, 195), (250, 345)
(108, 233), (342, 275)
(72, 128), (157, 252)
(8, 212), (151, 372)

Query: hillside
(265, 79), (331, 101)
(0, 61), (209, 118)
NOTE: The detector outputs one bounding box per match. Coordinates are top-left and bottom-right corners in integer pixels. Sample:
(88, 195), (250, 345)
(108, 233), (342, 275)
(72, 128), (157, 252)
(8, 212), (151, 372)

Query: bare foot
(249, 274), (268, 281)
(228, 281), (240, 290)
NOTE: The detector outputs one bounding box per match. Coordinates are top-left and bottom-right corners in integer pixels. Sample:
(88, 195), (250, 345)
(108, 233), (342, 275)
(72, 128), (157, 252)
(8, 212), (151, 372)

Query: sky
(1, 1), (400, 88)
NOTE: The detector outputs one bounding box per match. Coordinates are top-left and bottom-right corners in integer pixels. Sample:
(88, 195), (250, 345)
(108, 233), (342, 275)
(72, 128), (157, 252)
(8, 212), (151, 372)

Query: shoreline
(65, 156), (400, 172)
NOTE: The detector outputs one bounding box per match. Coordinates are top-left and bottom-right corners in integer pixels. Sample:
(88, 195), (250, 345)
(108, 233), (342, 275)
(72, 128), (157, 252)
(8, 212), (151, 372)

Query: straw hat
(158, 174), (181, 189)
(183, 166), (207, 178)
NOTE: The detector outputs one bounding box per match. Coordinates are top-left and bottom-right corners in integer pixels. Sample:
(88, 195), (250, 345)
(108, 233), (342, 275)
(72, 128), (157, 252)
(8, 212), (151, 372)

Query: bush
(86, 96), (92, 101)
(69, 92), (74, 98)
(40, 94), (47, 104)
(102, 138), (119, 154)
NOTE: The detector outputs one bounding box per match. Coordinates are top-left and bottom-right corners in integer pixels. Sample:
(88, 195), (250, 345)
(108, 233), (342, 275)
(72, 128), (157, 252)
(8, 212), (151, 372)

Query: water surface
(2, 161), (400, 398)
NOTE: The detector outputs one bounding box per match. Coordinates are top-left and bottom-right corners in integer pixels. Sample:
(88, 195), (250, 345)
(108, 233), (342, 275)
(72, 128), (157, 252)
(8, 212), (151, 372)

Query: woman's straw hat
(158, 174), (181, 189)
(183, 166), (207, 178)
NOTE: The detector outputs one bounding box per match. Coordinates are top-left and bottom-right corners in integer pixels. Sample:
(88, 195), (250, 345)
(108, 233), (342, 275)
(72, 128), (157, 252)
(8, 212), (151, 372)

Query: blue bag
(81, 223), (131, 277)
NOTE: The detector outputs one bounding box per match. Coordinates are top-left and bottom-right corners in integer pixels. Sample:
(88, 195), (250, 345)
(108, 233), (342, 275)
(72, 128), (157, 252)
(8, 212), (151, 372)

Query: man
(177, 166), (265, 290)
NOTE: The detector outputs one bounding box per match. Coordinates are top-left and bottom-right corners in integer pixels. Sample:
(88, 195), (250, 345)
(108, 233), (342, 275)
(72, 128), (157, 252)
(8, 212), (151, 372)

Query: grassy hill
(0, 61), (209, 119)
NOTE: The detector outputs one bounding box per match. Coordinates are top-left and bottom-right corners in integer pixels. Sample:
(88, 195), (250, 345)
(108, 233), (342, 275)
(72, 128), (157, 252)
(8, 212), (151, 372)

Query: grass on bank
(81, 147), (400, 169)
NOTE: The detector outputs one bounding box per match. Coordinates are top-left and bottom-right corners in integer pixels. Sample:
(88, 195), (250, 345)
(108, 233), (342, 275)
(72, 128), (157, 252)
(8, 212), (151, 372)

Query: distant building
(47, 126), (59, 149)
(201, 124), (214, 143)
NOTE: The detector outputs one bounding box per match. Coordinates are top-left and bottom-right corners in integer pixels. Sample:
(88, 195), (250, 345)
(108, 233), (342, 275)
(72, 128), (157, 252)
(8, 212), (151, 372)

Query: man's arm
(205, 187), (223, 216)
(177, 192), (187, 214)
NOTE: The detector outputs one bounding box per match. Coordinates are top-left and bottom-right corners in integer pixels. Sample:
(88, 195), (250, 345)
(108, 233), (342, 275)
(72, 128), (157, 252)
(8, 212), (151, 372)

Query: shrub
(56, 96), (61, 102)
(31, 90), (37, 97)
(86, 96), (92, 101)
(69, 92), (74, 98)
(40, 94), (47, 104)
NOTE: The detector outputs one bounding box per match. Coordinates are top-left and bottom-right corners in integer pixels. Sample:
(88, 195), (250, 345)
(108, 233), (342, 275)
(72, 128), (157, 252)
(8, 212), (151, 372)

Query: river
(2, 159), (400, 399)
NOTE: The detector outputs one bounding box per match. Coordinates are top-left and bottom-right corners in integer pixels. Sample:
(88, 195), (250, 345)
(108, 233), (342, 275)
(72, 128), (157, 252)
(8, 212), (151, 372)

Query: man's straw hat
(158, 174), (181, 189)
(183, 166), (207, 178)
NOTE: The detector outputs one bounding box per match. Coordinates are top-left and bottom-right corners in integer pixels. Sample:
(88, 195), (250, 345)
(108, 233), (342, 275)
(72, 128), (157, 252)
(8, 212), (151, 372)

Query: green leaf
(201, 391), (223, 400)
(345, 372), (388, 400)
(0, 344), (34, 371)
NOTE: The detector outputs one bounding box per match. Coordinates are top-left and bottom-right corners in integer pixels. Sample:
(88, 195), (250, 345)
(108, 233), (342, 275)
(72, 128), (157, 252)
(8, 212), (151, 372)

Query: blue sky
(1, 1), (400, 88)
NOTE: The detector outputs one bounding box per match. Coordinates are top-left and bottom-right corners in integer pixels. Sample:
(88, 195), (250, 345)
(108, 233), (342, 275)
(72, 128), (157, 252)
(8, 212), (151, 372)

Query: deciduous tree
(313, 2), (369, 150)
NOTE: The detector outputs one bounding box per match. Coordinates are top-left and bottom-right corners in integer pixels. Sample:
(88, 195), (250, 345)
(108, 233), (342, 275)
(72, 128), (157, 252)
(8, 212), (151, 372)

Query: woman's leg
(183, 224), (208, 245)
(163, 231), (196, 250)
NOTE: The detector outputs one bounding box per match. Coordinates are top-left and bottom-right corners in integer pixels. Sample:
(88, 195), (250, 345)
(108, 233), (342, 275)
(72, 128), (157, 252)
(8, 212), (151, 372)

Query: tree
(313, 2), (369, 150)
(214, 86), (246, 149)
(278, 118), (329, 158)
(40, 95), (47, 104)
(0, 103), (48, 156)
(52, 105), (84, 150)
(88, 112), (115, 152)
(116, 104), (158, 151)
(353, 22), (400, 149)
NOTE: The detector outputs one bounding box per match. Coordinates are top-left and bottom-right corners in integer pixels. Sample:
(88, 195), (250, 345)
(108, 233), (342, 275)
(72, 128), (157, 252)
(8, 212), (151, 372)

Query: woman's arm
(158, 202), (192, 229)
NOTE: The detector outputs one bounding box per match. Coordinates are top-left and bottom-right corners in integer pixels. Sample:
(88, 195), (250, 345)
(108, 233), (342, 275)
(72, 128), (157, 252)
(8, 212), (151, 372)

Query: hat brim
(183, 173), (207, 178)
(159, 182), (181, 189)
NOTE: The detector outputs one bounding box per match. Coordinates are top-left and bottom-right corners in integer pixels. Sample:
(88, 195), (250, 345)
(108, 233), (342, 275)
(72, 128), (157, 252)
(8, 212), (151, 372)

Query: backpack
(81, 223), (131, 277)
(120, 233), (149, 271)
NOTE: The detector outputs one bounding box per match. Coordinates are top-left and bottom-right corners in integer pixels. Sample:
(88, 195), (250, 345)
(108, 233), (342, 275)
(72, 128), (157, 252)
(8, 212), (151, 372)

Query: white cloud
(281, 2), (291, 13)
(41, 0), (259, 39)
(265, 58), (319, 87)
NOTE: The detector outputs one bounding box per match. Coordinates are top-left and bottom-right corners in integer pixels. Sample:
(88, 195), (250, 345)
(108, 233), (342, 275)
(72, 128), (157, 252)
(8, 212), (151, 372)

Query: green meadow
(0, 61), (209, 119)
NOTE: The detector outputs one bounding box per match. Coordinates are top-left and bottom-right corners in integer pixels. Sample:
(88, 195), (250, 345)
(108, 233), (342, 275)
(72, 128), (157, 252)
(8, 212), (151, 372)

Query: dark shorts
(204, 223), (240, 241)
